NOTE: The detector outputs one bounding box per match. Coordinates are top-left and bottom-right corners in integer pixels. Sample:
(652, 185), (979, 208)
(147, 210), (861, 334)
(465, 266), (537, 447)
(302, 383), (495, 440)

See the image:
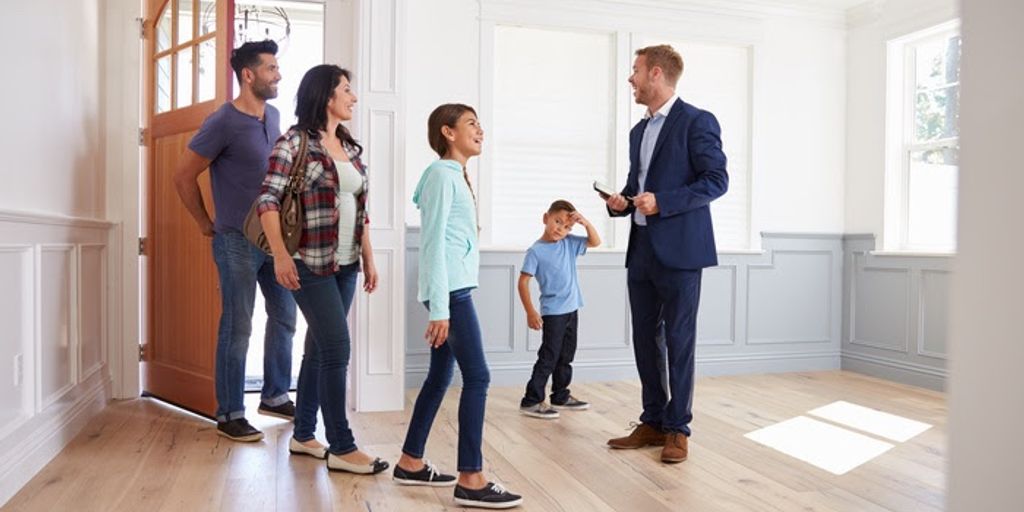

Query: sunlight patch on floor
(808, 400), (932, 442)
(744, 416), (895, 475)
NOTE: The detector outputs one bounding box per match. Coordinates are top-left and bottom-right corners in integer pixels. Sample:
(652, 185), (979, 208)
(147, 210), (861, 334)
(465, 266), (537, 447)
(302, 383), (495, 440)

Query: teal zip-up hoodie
(413, 159), (479, 321)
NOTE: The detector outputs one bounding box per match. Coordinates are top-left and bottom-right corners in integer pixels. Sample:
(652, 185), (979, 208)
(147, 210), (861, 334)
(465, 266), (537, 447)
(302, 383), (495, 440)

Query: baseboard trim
(0, 372), (110, 507)
(841, 351), (946, 391)
(406, 351), (841, 388)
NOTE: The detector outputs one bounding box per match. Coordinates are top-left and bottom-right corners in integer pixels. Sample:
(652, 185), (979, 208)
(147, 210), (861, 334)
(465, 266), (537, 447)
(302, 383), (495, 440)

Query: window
(885, 21), (961, 251)
(489, 26), (616, 248)
(485, 26), (753, 250)
(633, 37), (751, 250)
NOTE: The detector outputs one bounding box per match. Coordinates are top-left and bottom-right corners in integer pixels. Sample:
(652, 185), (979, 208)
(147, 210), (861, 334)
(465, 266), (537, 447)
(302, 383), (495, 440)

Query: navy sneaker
(454, 482), (523, 509)
(216, 418), (263, 442)
(393, 459), (457, 487)
(257, 400), (295, 420)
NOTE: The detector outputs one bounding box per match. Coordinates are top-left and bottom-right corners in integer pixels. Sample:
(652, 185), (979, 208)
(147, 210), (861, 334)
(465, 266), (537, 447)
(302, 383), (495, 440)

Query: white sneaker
(288, 437), (327, 459)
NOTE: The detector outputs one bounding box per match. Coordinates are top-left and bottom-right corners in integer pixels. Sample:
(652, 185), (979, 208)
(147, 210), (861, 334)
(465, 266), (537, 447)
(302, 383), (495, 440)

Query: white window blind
(633, 37), (752, 250)
(490, 26), (616, 248)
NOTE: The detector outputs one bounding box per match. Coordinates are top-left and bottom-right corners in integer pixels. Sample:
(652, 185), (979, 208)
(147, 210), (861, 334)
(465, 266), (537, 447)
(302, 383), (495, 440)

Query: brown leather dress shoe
(661, 432), (688, 463)
(607, 423), (667, 449)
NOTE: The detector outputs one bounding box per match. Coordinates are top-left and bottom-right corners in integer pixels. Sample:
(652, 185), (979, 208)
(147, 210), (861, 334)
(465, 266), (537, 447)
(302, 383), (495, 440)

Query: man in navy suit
(604, 44), (728, 464)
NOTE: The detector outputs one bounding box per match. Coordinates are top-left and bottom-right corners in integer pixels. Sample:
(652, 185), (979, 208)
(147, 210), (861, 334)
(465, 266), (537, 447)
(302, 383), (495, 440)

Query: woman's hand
(274, 253), (300, 290)
(425, 320), (450, 348)
(362, 259), (378, 293)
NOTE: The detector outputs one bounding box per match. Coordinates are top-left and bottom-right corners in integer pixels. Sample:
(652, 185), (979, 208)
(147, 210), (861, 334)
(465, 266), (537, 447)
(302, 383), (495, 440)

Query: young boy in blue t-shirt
(518, 200), (602, 419)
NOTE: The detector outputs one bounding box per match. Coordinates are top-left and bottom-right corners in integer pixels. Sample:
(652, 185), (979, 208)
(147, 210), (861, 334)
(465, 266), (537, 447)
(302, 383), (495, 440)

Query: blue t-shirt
(188, 102), (281, 233)
(521, 235), (588, 316)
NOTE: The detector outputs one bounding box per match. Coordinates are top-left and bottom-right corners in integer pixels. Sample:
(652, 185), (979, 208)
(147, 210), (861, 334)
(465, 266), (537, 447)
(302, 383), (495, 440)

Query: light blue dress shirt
(634, 95), (679, 226)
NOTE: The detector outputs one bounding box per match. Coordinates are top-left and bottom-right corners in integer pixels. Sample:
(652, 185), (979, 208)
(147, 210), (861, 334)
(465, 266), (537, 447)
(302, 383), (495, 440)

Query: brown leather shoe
(661, 432), (688, 463)
(607, 423), (666, 449)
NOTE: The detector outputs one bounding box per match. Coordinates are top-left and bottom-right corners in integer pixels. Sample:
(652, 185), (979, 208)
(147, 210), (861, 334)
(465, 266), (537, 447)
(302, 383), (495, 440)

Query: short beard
(252, 81), (278, 100)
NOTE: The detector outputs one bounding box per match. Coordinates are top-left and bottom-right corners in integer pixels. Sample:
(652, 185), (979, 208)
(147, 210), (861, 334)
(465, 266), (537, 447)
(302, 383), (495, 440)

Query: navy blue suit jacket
(611, 98), (729, 270)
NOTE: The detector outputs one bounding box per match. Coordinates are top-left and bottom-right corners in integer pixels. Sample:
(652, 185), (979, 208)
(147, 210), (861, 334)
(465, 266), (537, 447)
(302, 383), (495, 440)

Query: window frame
(884, 19), (961, 253)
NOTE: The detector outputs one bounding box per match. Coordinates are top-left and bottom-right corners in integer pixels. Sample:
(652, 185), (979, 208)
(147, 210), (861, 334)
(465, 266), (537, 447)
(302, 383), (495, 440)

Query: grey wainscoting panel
(697, 265), (736, 346)
(747, 251), (832, 344)
(841, 236), (951, 390)
(406, 229), (844, 388)
(918, 270), (950, 359)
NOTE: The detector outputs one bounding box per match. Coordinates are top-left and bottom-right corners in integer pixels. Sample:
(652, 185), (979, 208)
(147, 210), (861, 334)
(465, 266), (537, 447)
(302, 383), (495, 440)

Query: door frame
(112, 0), (407, 411)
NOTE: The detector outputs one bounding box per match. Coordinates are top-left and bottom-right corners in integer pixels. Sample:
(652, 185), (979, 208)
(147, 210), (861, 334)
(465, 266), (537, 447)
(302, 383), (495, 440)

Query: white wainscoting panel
(79, 245), (106, 380)
(0, 247), (33, 440)
(39, 246), (75, 410)
(0, 211), (113, 507)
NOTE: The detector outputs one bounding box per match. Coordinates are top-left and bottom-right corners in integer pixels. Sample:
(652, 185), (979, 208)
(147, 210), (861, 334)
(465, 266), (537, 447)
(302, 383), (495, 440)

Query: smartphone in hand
(594, 181), (633, 204)
(593, 181), (617, 199)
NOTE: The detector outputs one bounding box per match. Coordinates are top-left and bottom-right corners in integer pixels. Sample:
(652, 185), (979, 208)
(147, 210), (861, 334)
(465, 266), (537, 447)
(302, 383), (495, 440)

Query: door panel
(142, 0), (232, 417)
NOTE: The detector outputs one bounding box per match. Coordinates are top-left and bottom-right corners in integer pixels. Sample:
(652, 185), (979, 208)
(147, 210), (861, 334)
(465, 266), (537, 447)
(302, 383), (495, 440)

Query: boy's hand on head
(527, 310), (543, 330)
(570, 211), (590, 227)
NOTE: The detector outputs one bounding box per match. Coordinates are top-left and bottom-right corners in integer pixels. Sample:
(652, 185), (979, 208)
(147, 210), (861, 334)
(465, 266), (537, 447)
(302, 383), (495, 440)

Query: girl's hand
(274, 254), (300, 290)
(425, 320), (450, 348)
(362, 260), (379, 293)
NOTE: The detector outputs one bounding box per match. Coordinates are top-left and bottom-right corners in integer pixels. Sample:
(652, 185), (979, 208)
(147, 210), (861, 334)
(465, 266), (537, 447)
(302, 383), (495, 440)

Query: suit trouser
(627, 226), (702, 435)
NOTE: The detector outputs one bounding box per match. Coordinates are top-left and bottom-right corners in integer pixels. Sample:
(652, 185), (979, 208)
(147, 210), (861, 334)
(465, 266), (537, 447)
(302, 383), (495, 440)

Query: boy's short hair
(230, 39), (278, 84)
(547, 200), (576, 214)
(635, 44), (684, 86)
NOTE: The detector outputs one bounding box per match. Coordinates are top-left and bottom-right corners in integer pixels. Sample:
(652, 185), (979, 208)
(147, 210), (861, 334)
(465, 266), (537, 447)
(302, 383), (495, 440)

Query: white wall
(844, 0), (958, 240)
(0, 0), (115, 506)
(947, 0), (1024, 509)
(0, 0), (106, 219)
(403, 0), (847, 241)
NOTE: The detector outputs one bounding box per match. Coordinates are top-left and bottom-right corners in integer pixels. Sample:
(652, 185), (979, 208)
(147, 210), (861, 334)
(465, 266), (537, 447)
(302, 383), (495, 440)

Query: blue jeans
(292, 261), (358, 446)
(402, 288), (490, 472)
(212, 229), (296, 422)
(291, 260), (360, 455)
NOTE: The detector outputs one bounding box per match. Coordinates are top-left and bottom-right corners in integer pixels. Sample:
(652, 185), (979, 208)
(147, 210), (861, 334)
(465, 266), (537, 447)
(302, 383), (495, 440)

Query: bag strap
(285, 131), (310, 193)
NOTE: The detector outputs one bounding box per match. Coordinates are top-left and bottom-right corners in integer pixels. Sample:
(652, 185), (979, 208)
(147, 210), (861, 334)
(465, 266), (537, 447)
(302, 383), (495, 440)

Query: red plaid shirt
(257, 128), (369, 276)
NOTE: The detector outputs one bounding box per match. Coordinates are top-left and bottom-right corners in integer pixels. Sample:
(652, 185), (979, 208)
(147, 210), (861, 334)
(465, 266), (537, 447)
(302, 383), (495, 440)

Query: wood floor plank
(3, 371), (947, 512)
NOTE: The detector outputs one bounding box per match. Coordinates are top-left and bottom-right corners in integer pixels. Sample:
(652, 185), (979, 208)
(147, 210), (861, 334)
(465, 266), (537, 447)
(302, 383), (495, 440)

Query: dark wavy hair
(293, 64), (362, 156)
(230, 39), (278, 84)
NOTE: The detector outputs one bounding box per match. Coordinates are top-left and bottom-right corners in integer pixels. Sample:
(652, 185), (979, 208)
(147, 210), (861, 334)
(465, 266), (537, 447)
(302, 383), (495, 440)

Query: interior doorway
(236, 0), (326, 391)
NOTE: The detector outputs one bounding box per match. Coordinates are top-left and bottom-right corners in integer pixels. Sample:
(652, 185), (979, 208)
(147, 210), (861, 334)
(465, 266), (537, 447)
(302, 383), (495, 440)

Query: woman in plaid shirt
(256, 64), (387, 475)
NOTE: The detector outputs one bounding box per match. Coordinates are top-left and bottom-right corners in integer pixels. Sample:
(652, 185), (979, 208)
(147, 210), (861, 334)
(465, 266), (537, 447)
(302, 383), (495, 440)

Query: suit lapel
(648, 98), (685, 169)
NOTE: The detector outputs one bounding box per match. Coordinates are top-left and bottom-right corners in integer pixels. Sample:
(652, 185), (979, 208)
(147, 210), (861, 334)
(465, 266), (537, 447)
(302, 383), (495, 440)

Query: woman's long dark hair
(293, 64), (362, 156)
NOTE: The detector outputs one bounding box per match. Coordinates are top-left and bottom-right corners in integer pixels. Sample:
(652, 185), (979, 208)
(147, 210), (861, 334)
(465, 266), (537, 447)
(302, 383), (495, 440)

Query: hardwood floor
(3, 371), (946, 511)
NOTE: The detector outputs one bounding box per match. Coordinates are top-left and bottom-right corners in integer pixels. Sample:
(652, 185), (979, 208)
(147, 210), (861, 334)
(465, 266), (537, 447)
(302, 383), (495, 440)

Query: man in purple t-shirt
(173, 40), (295, 442)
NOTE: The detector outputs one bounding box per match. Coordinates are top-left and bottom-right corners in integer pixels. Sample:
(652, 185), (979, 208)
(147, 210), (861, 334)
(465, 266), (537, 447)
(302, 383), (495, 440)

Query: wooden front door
(141, 0), (233, 417)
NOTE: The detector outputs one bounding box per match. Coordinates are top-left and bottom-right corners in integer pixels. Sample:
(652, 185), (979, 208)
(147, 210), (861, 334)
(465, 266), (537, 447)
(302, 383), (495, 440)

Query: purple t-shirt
(188, 102), (281, 233)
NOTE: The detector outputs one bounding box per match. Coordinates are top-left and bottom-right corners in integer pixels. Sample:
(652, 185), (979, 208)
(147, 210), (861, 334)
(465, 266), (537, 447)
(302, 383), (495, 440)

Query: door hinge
(138, 343), (145, 362)
(137, 17), (147, 39)
(138, 237), (147, 256)
(138, 127), (148, 146)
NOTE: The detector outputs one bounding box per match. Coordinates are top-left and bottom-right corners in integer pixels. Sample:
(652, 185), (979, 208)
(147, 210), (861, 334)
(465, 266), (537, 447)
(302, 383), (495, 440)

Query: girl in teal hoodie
(393, 104), (523, 509)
